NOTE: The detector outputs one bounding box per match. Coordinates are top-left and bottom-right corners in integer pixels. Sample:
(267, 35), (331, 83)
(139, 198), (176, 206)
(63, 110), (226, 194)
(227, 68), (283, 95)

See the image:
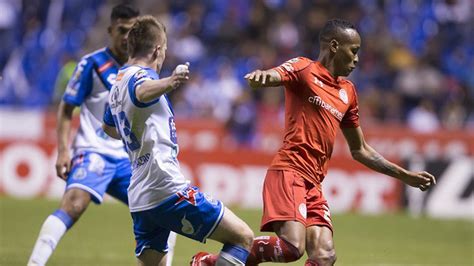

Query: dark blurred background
(1, 0), (473, 145)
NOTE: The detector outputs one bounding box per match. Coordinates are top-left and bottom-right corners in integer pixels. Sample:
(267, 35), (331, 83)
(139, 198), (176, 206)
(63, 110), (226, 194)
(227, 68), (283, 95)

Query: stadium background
(0, 0), (472, 265)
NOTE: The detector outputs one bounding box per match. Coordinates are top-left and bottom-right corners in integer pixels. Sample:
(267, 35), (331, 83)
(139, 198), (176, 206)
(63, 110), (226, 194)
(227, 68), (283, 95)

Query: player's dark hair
(110, 4), (139, 22)
(319, 19), (356, 43)
(128, 16), (166, 58)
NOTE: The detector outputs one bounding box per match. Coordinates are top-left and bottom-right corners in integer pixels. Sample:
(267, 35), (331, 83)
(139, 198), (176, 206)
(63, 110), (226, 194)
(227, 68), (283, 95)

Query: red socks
(305, 259), (320, 266)
(246, 236), (301, 265)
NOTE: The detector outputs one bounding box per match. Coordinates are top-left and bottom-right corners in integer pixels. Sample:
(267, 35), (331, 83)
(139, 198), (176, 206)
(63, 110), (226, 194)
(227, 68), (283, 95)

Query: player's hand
(56, 150), (71, 180)
(400, 171), (436, 191)
(170, 62), (190, 89)
(244, 69), (273, 86)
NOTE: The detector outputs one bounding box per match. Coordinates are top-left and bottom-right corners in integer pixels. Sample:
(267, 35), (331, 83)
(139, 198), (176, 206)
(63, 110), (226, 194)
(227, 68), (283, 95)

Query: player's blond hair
(127, 15), (166, 58)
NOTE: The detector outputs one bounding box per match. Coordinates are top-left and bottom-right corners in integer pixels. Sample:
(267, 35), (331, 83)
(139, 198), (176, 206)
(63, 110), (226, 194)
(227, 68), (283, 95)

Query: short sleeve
(103, 104), (116, 127)
(62, 58), (94, 106)
(340, 85), (360, 128)
(272, 57), (312, 86)
(127, 68), (160, 108)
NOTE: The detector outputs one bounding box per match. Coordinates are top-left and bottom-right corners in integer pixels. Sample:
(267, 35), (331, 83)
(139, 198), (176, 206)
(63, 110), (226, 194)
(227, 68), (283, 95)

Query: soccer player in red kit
(190, 19), (436, 266)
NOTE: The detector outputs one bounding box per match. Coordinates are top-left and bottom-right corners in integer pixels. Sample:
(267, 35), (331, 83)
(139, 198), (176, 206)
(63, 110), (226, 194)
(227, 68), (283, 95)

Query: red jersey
(270, 57), (360, 186)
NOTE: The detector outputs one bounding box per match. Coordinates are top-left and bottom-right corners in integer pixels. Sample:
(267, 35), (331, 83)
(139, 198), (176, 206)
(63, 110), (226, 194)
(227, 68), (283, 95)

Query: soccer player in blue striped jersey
(27, 5), (179, 266)
(102, 16), (254, 266)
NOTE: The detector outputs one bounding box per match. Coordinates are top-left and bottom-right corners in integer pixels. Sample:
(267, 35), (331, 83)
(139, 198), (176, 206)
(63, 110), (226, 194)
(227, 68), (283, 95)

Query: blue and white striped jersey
(104, 65), (189, 212)
(63, 47), (127, 159)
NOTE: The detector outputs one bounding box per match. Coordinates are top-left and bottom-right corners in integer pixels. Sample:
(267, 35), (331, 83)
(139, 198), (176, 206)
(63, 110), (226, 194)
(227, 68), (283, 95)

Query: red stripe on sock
(305, 259), (320, 266)
(246, 236), (301, 265)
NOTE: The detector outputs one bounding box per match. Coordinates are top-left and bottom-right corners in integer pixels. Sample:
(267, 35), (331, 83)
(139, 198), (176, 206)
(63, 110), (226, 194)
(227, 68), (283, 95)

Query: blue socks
(221, 243), (250, 264)
(52, 209), (74, 230)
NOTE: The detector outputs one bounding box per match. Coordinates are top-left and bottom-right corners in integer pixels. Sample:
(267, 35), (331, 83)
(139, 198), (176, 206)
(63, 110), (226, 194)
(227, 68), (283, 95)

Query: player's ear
(330, 39), (339, 53)
(107, 26), (112, 35)
(152, 45), (160, 60)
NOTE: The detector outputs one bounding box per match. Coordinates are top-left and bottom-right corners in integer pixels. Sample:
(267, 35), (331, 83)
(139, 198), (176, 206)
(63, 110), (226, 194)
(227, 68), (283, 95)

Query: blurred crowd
(1, 0), (473, 144)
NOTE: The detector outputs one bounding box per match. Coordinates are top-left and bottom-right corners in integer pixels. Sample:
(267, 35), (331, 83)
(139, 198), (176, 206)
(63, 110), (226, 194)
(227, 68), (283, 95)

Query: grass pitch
(0, 197), (472, 265)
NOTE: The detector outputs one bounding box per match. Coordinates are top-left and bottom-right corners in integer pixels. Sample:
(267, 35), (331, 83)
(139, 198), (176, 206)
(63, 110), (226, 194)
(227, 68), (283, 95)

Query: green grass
(1, 197), (472, 265)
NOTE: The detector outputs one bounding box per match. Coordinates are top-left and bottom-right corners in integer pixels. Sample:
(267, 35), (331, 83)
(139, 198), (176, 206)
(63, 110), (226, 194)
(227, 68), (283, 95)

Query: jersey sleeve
(340, 84), (360, 128)
(62, 58), (94, 106)
(103, 104), (116, 127)
(272, 57), (312, 87)
(127, 68), (160, 108)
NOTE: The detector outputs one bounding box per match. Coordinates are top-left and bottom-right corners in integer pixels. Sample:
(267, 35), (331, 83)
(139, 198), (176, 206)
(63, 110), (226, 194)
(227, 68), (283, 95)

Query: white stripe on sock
(216, 251), (245, 266)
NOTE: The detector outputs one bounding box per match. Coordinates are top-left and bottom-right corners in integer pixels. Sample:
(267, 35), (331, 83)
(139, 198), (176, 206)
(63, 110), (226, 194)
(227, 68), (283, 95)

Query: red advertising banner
(0, 110), (472, 217)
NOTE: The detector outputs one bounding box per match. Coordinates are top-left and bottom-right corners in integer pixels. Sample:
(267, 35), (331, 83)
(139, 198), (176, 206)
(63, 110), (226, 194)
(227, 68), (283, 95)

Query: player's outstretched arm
(56, 101), (76, 180)
(244, 69), (282, 88)
(135, 63), (190, 103)
(342, 126), (436, 191)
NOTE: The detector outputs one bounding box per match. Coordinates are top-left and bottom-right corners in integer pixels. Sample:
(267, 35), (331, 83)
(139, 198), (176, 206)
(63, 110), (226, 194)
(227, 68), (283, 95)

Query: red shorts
(261, 170), (333, 232)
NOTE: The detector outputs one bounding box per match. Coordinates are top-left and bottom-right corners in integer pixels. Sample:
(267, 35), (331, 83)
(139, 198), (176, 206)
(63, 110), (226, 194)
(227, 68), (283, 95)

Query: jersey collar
(314, 61), (341, 87)
(105, 47), (123, 66)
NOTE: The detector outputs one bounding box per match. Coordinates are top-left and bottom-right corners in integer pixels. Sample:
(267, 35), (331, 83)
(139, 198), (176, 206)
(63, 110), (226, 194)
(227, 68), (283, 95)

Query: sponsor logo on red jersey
(339, 89), (348, 104)
(308, 96), (344, 121)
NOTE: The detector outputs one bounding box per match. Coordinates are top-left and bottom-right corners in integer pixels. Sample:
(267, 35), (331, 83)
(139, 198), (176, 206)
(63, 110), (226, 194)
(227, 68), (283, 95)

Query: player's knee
(225, 219), (254, 250)
(280, 236), (305, 259)
(67, 202), (87, 220)
(62, 197), (89, 220)
(313, 247), (336, 266)
(291, 240), (306, 259)
(61, 189), (90, 220)
(236, 224), (255, 250)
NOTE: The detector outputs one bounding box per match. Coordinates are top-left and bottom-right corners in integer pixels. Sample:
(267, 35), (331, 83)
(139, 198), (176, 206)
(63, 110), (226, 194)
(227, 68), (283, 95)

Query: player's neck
(317, 54), (338, 79)
(128, 57), (156, 70)
(108, 47), (127, 65)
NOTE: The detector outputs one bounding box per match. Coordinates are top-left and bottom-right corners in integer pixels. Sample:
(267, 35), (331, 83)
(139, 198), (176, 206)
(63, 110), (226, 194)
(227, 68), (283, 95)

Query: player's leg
(165, 231), (177, 266)
(245, 170), (307, 265)
(107, 157), (177, 266)
(205, 206), (255, 265)
(144, 186), (251, 265)
(192, 171), (307, 265)
(305, 225), (336, 266)
(137, 249), (167, 266)
(131, 207), (175, 266)
(28, 152), (114, 266)
(304, 187), (336, 266)
(190, 207), (254, 265)
(27, 188), (91, 265)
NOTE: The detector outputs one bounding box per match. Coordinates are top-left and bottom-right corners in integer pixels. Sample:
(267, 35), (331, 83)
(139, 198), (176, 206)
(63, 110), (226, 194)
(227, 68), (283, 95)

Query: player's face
(109, 18), (136, 58)
(333, 29), (361, 77)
